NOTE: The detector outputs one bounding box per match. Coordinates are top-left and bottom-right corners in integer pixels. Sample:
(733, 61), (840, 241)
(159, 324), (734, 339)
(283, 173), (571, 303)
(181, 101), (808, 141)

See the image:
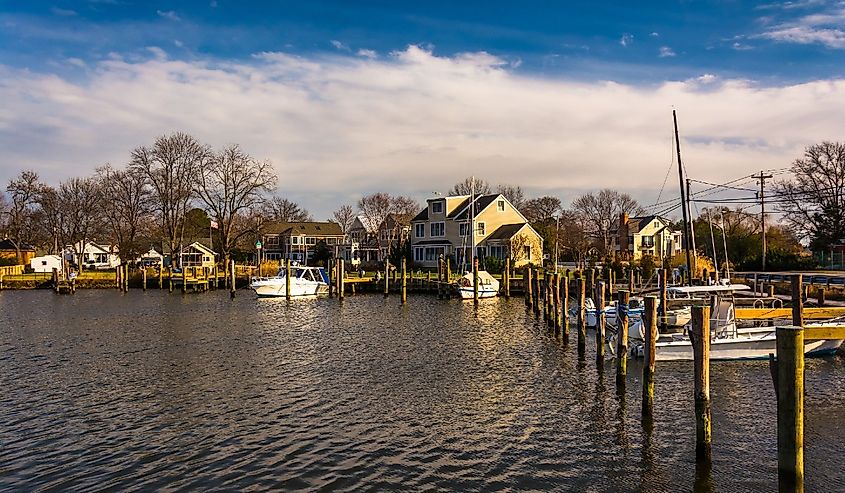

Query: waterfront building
(0, 238), (36, 265)
(29, 254), (63, 273)
(410, 193), (543, 269)
(260, 221), (345, 264)
(613, 214), (683, 261)
(63, 241), (120, 270)
(179, 242), (216, 269)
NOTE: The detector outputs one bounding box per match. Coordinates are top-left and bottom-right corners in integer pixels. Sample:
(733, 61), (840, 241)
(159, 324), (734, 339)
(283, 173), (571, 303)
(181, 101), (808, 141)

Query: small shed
(137, 248), (164, 267)
(30, 255), (63, 273)
(180, 242), (216, 269)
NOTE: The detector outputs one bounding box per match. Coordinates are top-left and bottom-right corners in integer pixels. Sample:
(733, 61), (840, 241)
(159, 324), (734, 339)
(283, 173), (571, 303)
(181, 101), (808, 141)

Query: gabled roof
(412, 208), (428, 222)
(263, 221), (344, 236)
(486, 223), (528, 241)
(184, 241), (216, 255)
(0, 239), (35, 251)
(449, 194), (500, 220)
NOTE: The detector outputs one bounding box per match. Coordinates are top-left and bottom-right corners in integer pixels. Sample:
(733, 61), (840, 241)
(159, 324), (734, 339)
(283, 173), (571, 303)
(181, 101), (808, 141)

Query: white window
(431, 201), (443, 214)
(306, 237), (316, 245)
(424, 246), (443, 261)
(489, 245), (504, 259)
(497, 200), (505, 212)
(524, 245), (531, 261)
(415, 223), (425, 238)
(430, 222), (445, 237)
(477, 222), (486, 235)
(459, 223), (469, 236)
(291, 236), (300, 245)
(266, 236), (279, 246)
(414, 248), (424, 262)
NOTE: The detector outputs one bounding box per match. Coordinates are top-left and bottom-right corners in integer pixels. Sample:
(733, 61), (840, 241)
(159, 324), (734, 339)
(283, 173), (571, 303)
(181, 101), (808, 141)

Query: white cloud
(757, 5), (845, 48)
(156, 10), (181, 22)
(174, 39), (184, 48)
(51, 7), (78, 16)
(1, 46), (844, 219)
(330, 40), (350, 51)
(732, 41), (754, 50)
(620, 34), (633, 47)
(66, 57), (86, 68)
(659, 46), (676, 57)
(356, 48), (377, 59)
(650, 32), (660, 37)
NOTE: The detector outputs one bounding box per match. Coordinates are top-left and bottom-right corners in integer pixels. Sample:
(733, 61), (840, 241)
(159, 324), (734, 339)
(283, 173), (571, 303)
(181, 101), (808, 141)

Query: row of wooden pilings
(523, 267), (815, 492)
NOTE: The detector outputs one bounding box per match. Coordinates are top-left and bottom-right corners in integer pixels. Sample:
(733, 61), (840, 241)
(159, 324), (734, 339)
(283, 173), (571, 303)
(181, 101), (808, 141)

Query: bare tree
(5, 170), (42, 263)
(96, 165), (154, 265)
(332, 204), (356, 236)
(774, 141), (845, 250)
(194, 144), (277, 268)
(357, 192), (419, 258)
(52, 177), (103, 271)
(264, 196), (312, 222)
(510, 233), (532, 265)
(449, 177), (491, 196)
(571, 189), (644, 256)
(130, 132), (211, 259)
(557, 209), (594, 268)
(523, 196), (562, 224)
(496, 185), (526, 210)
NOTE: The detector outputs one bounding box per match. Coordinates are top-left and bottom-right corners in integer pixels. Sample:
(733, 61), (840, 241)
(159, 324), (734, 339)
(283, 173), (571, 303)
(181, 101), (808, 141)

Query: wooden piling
(642, 296), (658, 417)
(446, 258), (451, 282)
(339, 259), (345, 301)
(561, 275), (569, 338)
(159, 262), (163, 289)
(818, 287), (826, 306)
(595, 281), (606, 363)
(328, 258), (335, 297)
(577, 276), (586, 358)
(659, 268), (668, 336)
(628, 268), (634, 293)
(525, 267), (533, 308)
(142, 267), (147, 291)
(402, 257), (407, 304)
(691, 305), (712, 462)
(383, 260), (389, 297)
(504, 257), (511, 298)
(543, 271), (550, 323)
(52, 268), (59, 293)
(168, 267), (173, 293)
(553, 272), (561, 334)
(586, 268), (594, 304)
(534, 268), (542, 316)
(547, 272), (554, 328)
(472, 257), (478, 305)
(229, 260), (236, 298)
(285, 258), (291, 299)
(768, 284), (775, 297)
(115, 265), (121, 290)
(792, 274), (803, 327)
(615, 290), (630, 388)
(181, 265), (187, 294)
(776, 326), (804, 492)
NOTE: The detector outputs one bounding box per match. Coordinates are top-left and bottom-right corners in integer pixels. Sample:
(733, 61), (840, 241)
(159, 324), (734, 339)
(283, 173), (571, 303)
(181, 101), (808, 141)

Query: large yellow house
(615, 214), (683, 261)
(410, 193), (543, 268)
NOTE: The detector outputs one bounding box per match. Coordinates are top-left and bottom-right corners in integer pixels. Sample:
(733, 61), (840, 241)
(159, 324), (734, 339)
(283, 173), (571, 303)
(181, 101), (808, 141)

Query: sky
(1, 0), (845, 220)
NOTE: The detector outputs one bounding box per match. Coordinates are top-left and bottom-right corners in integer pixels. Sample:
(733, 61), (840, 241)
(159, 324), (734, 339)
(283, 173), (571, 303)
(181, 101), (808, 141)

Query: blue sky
(1, 1), (844, 219)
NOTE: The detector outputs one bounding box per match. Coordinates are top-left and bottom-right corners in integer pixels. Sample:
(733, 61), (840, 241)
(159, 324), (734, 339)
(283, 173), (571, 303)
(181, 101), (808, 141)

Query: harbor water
(1, 290), (844, 491)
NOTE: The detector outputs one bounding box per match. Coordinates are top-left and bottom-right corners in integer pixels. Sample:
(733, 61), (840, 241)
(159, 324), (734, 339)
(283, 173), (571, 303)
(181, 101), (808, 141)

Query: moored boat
(250, 265), (330, 297)
(455, 270), (500, 299)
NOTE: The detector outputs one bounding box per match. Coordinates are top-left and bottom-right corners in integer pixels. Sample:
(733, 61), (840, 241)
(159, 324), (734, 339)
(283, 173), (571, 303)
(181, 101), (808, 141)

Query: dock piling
(402, 258), (407, 304)
(230, 260), (236, 298)
(525, 267), (533, 308)
(691, 305), (712, 463)
(791, 274), (803, 327)
(339, 259), (345, 301)
(642, 296), (658, 417)
(384, 260), (389, 297)
(577, 276), (586, 359)
(615, 290), (630, 388)
(776, 326), (804, 492)
(504, 257), (511, 298)
(142, 267), (147, 291)
(595, 281), (605, 364)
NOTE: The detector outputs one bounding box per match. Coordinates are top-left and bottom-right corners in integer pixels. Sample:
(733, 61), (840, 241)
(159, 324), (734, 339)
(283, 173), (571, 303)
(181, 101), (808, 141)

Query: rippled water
(1, 290), (844, 492)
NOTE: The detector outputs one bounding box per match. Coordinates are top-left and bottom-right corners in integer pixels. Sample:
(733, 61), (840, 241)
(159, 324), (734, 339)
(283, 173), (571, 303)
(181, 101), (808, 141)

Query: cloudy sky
(1, 1), (844, 219)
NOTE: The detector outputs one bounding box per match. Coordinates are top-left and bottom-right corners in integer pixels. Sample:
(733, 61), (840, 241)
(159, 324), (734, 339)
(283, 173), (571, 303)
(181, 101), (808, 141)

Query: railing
(0, 265), (25, 276)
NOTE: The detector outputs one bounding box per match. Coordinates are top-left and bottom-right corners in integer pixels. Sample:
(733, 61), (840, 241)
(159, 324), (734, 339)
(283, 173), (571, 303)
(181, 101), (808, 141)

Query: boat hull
(250, 279), (328, 297)
(456, 287), (499, 299)
(637, 336), (843, 361)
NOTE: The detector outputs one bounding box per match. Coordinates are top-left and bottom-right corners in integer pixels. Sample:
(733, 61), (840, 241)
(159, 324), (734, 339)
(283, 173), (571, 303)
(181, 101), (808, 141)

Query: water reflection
(0, 291), (843, 491)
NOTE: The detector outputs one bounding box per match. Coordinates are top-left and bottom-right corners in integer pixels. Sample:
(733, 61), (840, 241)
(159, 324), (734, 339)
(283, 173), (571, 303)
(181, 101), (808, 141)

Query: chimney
(619, 213), (630, 252)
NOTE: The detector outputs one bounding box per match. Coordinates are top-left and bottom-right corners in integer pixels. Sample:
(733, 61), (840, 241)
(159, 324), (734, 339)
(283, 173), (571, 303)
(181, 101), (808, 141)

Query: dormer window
(431, 201), (443, 214)
(497, 200), (505, 212)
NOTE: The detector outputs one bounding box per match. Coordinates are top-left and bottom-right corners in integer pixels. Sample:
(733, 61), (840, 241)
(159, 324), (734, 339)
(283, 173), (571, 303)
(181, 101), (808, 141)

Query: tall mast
(674, 110), (693, 286)
(470, 176), (476, 269)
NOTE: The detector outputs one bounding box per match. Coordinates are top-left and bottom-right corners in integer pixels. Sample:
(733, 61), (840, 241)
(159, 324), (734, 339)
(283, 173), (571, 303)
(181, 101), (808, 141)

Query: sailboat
(455, 177), (500, 300)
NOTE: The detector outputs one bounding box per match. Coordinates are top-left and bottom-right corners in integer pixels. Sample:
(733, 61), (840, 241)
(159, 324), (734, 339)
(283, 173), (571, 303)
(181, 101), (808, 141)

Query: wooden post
(642, 296), (658, 417)
(818, 287), (826, 306)
(776, 326), (804, 492)
(181, 265), (187, 294)
(285, 258), (291, 299)
(446, 258), (451, 282)
(337, 258), (346, 301)
(616, 290), (630, 388)
(595, 281), (605, 363)
(383, 260), (389, 297)
(533, 268), (542, 316)
(525, 267), (533, 308)
(792, 274), (803, 327)
(52, 267), (59, 293)
(691, 305), (712, 462)
(660, 268), (668, 336)
(328, 258), (335, 297)
(115, 265), (121, 290)
(561, 276), (569, 338)
(472, 257), (478, 305)
(142, 267), (147, 291)
(628, 268), (634, 293)
(504, 257), (511, 298)
(230, 260), (236, 298)
(586, 268), (594, 305)
(402, 257), (407, 304)
(542, 271), (549, 323)
(768, 284), (775, 297)
(437, 258), (444, 299)
(168, 267), (173, 293)
(159, 262), (163, 289)
(553, 272), (561, 335)
(577, 276), (586, 358)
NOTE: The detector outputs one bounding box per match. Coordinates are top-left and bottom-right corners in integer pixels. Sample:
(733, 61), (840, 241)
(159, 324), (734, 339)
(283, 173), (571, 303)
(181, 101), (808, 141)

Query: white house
(64, 241), (120, 270)
(30, 255), (63, 273)
(136, 248), (164, 267)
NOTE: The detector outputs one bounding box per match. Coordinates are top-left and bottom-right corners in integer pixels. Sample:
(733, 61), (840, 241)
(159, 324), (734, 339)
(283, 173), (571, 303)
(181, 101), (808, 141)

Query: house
(346, 216), (380, 264)
(30, 254), (63, 273)
(0, 239), (36, 265)
(614, 214), (683, 261)
(64, 241), (120, 270)
(260, 221), (345, 264)
(410, 193), (544, 269)
(179, 242), (216, 269)
(136, 248), (164, 267)
(377, 213), (412, 260)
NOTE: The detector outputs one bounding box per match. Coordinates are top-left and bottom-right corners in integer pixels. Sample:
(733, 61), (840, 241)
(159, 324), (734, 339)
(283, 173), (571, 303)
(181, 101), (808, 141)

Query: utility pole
(754, 171), (773, 271)
(674, 110), (693, 286)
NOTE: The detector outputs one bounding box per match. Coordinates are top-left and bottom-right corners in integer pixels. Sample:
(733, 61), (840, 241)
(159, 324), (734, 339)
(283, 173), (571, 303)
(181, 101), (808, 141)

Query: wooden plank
(803, 326), (845, 341)
(736, 307), (845, 320)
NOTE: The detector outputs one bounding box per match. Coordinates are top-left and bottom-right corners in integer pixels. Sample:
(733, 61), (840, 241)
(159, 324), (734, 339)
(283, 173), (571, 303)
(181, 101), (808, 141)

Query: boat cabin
(276, 266), (330, 284)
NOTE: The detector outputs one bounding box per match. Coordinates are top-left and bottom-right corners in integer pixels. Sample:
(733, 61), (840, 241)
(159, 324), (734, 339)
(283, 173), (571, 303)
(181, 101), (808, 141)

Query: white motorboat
(584, 297), (643, 328)
(455, 270), (500, 299)
(249, 265), (330, 297)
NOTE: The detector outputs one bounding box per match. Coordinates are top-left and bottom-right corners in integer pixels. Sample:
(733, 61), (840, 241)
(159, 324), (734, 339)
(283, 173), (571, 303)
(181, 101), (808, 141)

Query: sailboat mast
(673, 110), (693, 287)
(470, 176), (476, 268)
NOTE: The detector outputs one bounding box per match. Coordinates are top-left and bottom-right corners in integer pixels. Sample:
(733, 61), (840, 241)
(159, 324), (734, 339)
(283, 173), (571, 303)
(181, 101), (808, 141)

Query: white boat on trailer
(250, 265), (330, 297)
